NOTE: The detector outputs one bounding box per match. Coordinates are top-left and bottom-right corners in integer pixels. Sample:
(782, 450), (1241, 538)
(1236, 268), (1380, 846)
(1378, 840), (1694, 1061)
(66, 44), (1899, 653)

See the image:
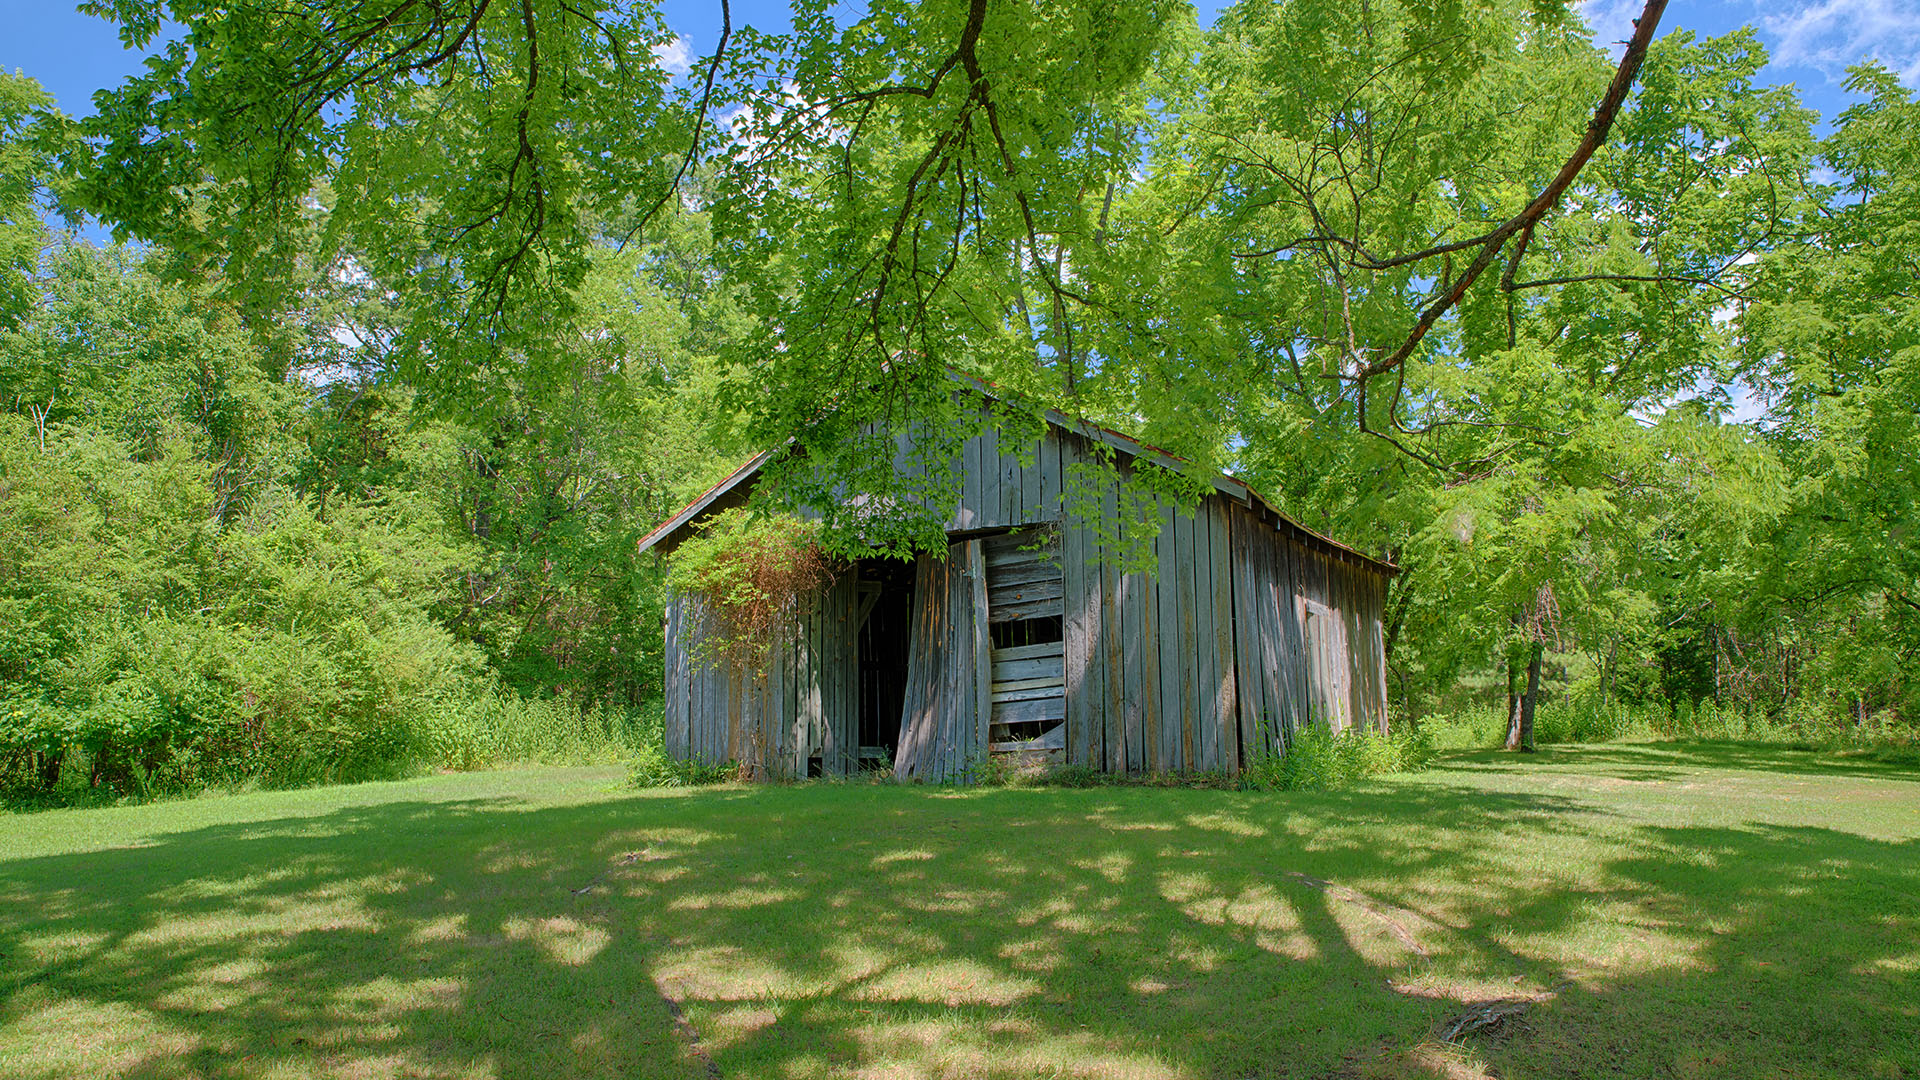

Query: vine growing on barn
(665, 509), (837, 668)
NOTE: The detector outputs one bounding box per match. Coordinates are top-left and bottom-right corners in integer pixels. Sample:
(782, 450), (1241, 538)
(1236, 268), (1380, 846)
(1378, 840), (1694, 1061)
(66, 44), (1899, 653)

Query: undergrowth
(967, 725), (1436, 791)
(5, 694), (664, 809)
(1416, 696), (1920, 757)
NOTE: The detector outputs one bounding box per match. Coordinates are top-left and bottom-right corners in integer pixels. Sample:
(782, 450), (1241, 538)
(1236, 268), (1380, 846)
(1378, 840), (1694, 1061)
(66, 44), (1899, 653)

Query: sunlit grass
(2, 748), (1917, 1079)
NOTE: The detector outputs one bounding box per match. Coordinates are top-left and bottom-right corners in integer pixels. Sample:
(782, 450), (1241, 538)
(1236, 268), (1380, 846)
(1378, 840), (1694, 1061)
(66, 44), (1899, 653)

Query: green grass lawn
(2, 744), (1917, 1080)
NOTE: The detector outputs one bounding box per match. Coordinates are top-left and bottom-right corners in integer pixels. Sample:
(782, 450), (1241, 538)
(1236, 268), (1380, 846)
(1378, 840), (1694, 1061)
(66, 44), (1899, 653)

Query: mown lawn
(2, 743), (1917, 1080)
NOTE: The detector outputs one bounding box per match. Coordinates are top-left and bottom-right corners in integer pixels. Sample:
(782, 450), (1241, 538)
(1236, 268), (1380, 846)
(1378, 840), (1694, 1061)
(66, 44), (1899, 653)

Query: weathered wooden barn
(637, 398), (1397, 782)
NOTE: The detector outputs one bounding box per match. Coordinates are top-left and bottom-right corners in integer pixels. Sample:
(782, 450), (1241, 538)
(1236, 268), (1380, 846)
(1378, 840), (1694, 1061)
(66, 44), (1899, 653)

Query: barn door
(893, 539), (989, 782)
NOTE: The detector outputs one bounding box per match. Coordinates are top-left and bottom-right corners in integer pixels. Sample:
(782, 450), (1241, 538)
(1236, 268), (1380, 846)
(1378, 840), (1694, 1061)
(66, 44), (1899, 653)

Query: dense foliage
(1, 174), (745, 797)
(3, 0), (1918, 797)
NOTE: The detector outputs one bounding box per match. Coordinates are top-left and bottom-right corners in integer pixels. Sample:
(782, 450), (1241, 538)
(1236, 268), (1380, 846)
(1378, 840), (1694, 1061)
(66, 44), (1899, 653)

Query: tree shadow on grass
(1445, 740), (1920, 784)
(0, 771), (1915, 1080)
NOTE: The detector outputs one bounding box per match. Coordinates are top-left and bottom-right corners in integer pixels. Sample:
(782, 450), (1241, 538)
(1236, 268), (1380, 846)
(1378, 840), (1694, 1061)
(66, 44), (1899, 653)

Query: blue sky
(3, 0), (1917, 126)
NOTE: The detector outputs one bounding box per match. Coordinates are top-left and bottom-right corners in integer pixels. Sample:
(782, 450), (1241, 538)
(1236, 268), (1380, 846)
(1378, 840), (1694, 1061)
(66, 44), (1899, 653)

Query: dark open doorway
(854, 557), (916, 771)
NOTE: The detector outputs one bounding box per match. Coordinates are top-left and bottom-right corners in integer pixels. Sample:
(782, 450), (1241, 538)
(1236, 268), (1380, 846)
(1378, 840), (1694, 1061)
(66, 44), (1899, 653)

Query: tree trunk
(1518, 640), (1543, 752)
(1504, 640), (1524, 750)
(36, 749), (63, 791)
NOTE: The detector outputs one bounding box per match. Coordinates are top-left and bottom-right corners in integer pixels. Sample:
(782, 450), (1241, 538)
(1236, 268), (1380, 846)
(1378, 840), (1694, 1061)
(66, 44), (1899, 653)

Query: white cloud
(653, 34), (693, 77)
(1579, 0), (1648, 57)
(1757, 0), (1920, 85)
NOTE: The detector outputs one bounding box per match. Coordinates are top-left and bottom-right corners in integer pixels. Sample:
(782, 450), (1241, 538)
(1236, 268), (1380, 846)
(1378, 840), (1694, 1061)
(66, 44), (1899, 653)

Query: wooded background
(1, 0), (1915, 794)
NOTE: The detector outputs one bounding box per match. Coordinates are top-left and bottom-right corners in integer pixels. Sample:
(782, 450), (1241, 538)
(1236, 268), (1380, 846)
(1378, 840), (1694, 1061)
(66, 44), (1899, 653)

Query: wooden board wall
(664, 414), (1393, 779)
(1228, 504), (1390, 757)
(894, 539), (987, 782)
(661, 575), (860, 778)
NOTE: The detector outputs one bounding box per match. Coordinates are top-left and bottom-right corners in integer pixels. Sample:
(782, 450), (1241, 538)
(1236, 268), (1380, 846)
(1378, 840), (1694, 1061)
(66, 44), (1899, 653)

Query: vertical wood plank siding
(660, 419), (1393, 779)
(894, 539), (986, 782)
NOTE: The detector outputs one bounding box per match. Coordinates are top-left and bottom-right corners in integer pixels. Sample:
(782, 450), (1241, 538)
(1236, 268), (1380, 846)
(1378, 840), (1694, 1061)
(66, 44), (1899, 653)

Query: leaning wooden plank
(991, 641), (1066, 663)
(938, 540), (967, 781)
(953, 540), (976, 780)
(990, 722), (1067, 753)
(993, 695), (1069, 724)
(967, 541), (998, 776)
(934, 546), (954, 782)
(971, 539), (993, 779)
(985, 545), (1060, 569)
(987, 578), (1065, 607)
(987, 563), (1064, 590)
(984, 559), (1062, 588)
(992, 684), (1068, 704)
(894, 553), (942, 780)
(993, 675), (1066, 694)
(1061, 478), (1090, 768)
(989, 597), (1069, 625)
(992, 656), (1066, 683)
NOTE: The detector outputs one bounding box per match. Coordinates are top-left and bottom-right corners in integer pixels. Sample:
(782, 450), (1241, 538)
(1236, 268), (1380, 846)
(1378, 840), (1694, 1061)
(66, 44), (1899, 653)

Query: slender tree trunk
(1601, 638), (1618, 704)
(1504, 639), (1524, 750)
(36, 749), (62, 791)
(1518, 640), (1543, 752)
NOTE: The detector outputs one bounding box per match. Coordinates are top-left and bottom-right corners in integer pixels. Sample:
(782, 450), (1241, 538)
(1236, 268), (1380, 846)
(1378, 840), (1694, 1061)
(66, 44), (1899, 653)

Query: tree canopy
(1, 0), (1916, 794)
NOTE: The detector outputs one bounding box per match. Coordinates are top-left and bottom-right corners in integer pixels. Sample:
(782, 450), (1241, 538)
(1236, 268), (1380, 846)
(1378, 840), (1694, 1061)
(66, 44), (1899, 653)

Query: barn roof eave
(634, 447), (782, 556)
(634, 396), (1399, 576)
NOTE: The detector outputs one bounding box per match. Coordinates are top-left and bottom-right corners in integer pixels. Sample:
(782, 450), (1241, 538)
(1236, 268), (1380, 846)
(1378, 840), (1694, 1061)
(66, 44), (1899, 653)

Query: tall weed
(1243, 724), (1437, 791)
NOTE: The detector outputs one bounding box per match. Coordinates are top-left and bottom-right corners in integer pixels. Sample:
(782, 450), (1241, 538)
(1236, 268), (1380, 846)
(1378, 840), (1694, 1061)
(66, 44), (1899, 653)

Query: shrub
(1243, 723), (1436, 791)
(626, 713), (736, 788)
(665, 509), (834, 665)
(1411, 695), (1919, 753)
(423, 693), (658, 772)
(956, 724), (1435, 792)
